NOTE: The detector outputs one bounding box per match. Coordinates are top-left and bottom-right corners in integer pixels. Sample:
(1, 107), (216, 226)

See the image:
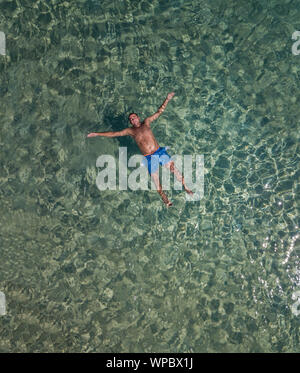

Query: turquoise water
(0, 0), (299, 352)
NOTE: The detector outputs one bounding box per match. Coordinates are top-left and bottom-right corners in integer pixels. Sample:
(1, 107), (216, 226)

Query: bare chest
(133, 125), (154, 142)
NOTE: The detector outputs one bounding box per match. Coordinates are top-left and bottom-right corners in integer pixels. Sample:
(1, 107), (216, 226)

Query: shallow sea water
(0, 0), (299, 352)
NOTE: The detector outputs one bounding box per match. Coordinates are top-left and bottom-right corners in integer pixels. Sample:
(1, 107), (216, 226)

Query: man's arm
(145, 92), (175, 125)
(87, 128), (133, 138)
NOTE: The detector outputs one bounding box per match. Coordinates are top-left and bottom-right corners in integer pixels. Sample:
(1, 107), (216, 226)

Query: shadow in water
(102, 108), (139, 159)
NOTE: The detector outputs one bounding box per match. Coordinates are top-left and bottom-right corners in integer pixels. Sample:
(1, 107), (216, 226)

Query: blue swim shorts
(143, 146), (172, 175)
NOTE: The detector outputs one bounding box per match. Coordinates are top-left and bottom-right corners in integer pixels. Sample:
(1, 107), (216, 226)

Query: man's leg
(151, 170), (172, 207)
(164, 161), (194, 195)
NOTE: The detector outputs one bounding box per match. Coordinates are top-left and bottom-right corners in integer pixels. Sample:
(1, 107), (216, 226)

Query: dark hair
(128, 112), (137, 120)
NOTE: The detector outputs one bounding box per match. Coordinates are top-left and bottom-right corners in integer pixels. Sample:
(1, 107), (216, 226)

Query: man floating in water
(87, 92), (193, 207)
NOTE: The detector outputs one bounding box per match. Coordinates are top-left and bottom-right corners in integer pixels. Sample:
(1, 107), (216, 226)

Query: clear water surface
(0, 0), (299, 352)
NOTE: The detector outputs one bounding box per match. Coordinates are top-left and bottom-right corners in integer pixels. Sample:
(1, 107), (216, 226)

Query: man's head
(128, 113), (141, 127)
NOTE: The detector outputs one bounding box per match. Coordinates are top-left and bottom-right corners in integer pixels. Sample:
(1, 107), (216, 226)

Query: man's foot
(184, 186), (194, 195)
(159, 191), (173, 207)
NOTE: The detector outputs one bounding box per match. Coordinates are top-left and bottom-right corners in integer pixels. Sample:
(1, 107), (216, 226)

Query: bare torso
(129, 122), (159, 155)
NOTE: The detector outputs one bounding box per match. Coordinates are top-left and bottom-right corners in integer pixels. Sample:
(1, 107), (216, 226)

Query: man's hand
(167, 92), (175, 101)
(145, 92), (175, 125)
(87, 129), (133, 138)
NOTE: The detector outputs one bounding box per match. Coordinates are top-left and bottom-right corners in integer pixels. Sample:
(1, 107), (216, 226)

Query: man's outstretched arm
(145, 92), (175, 125)
(87, 128), (133, 138)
